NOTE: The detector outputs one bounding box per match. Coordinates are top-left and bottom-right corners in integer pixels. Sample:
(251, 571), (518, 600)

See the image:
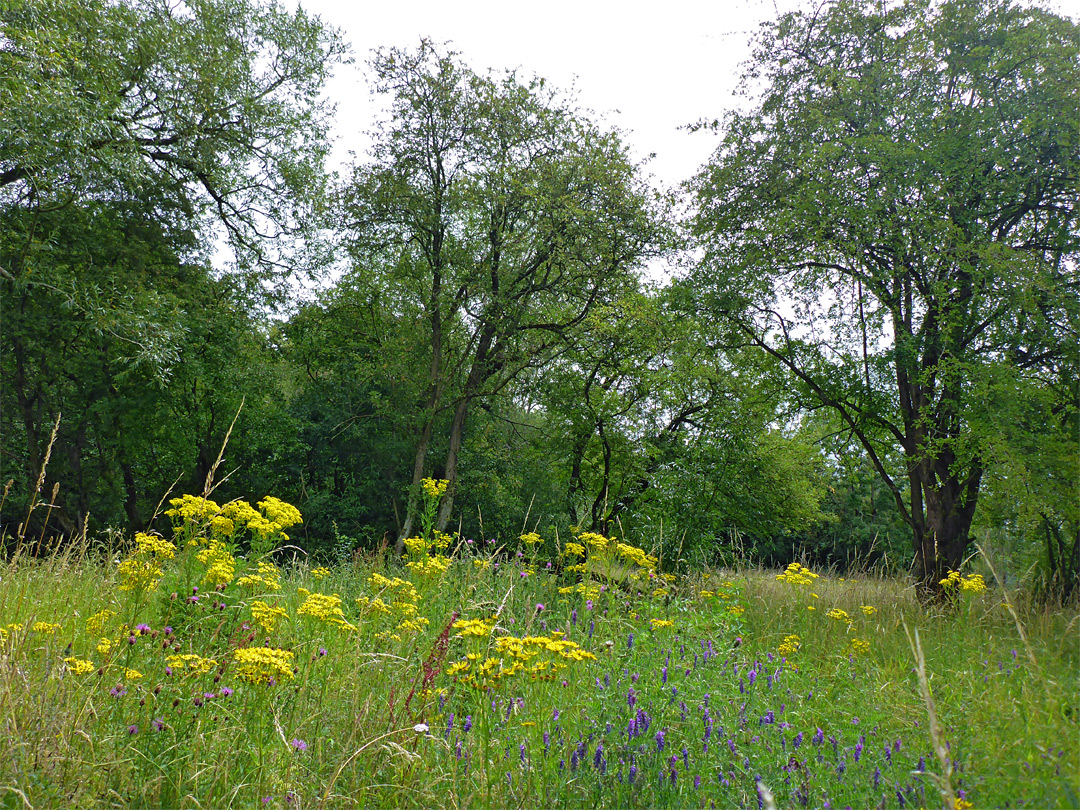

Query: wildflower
(656, 730), (665, 751)
(152, 719), (164, 731)
(32, 621), (62, 635)
(63, 657), (95, 676)
(861, 605), (877, 616)
(413, 723), (429, 734)
(251, 600), (288, 633)
(128, 725), (138, 735)
(291, 738), (308, 752)
(826, 608), (851, 623)
(233, 647), (294, 684)
(311, 566), (331, 581)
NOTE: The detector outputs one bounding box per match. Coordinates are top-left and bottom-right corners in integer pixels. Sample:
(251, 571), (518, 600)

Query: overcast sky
(295, 0), (806, 191)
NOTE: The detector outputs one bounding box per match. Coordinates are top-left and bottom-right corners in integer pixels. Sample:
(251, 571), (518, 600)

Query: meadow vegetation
(0, 483), (1076, 809)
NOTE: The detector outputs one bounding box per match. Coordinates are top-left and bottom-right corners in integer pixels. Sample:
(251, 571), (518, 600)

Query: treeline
(2, 0), (1077, 595)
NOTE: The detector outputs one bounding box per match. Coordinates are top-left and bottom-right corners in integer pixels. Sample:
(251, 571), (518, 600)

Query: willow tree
(341, 41), (668, 543)
(691, 0), (1079, 594)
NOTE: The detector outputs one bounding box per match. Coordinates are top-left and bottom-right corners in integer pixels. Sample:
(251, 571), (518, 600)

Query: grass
(0, 510), (1077, 809)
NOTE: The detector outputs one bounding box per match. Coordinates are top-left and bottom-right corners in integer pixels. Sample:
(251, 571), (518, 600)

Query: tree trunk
(398, 412), (435, 551)
(436, 396), (470, 532)
(910, 458), (982, 598)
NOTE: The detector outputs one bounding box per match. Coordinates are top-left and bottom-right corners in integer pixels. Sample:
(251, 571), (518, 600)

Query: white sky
(296, 0), (804, 191)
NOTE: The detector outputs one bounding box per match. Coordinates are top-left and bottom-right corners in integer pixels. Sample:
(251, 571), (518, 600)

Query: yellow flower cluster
(165, 494), (220, 526)
(579, 532), (610, 551)
(520, 531), (542, 546)
(32, 621), (61, 634)
(848, 638), (871, 656)
(257, 497), (303, 531)
(166, 653), (218, 675)
(196, 539), (236, 587)
(940, 570), (987, 594)
(776, 562), (820, 586)
(446, 632), (596, 690)
(616, 542), (659, 571)
(563, 542), (586, 558)
(826, 608), (851, 623)
(117, 532), (176, 592)
(86, 610), (116, 634)
(359, 574), (424, 639)
(233, 647), (294, 684)
(297, 589), (356, 630)
(64, 657), (95, 676)
(116, 557), (164, 593)
(251, 601), (288, 632)
(778, 634), (801, 657)
(650, 618), (675, 630)
(311, 566), (331, 581)
(452, 617), (495, 638)
(165, 494), (302, 546)
(237, 561), (282, 592)
(134, 532), (176, 559)
(421, 477), (449, 500)
(97, 637), (114, 656)
(405, 554), (450, 577)
(557, 582), (602, 599)
(861, 605), (877, 616)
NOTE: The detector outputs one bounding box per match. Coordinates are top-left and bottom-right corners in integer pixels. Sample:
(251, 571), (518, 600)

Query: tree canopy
(690, 0), (1079, 592)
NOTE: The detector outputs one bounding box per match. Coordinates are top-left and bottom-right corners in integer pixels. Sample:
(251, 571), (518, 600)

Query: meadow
(0, 486), (1076, 809)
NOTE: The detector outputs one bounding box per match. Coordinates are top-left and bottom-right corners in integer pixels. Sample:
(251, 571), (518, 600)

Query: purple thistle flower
(291, 738), (307, 752)
(136, 623), (151, 634)
(110, 685), (126, 698)
(164, 666), (173, 676)
(152, 718), (164, 731)
(128, 724), (138, 735)
(221, 687), (234, 697)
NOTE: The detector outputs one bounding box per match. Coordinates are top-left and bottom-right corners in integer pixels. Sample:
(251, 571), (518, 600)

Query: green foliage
(690, 0), (1080, 591)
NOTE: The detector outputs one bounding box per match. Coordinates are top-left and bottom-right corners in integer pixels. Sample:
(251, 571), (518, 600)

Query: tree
(1, 0), (344, 281)
(690, 0), (1079, 594)
(341, 41), (668, 543)
(1, 0), (344, 535)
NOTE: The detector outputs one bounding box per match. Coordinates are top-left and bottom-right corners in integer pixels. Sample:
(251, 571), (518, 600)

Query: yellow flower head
(233, 647), (294, 684)
(166, 653), (218, 676)
(64, 657), (95, 676)
(420, 478), (449, 500)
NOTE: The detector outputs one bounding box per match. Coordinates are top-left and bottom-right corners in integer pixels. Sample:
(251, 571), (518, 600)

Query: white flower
(413, 723), (429, 734)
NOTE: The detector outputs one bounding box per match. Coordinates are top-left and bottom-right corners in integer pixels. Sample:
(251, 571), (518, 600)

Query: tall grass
(0, 506), (1076, 809)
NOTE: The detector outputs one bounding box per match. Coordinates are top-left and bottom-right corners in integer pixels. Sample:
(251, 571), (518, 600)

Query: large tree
(341, 41), (668, 542)
(690, 0), (1079, 594)
(1, 0), (344, 534)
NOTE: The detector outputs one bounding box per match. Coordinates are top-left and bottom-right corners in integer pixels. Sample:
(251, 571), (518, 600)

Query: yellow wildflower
(520, 531), (542, 546)
(167, 654), (218, 676)
(776, 562), (819, 586)
(650, 618), (675, 630)
(97, 637), (114, 656)
(778, 634), (801, 657)
(311, 566), (331, 581)
(64, 657), (95, 676)
(298, 591), (346, 623)
(86, 610), (115, 633)
(421, 478), (449, 500)
(826, 608), (851, 623)
(251, 600), (288, 632)
(861, 605), (877, 617)
(196, 539), (236, 587)
(233, 647), (294, 684)
(563, 542), (586, 558)
(32, 621), (61, 635)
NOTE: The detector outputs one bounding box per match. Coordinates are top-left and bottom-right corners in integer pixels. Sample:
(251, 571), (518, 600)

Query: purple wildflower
(128, 724), (138, 735)
(291, 738), (307, 752)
